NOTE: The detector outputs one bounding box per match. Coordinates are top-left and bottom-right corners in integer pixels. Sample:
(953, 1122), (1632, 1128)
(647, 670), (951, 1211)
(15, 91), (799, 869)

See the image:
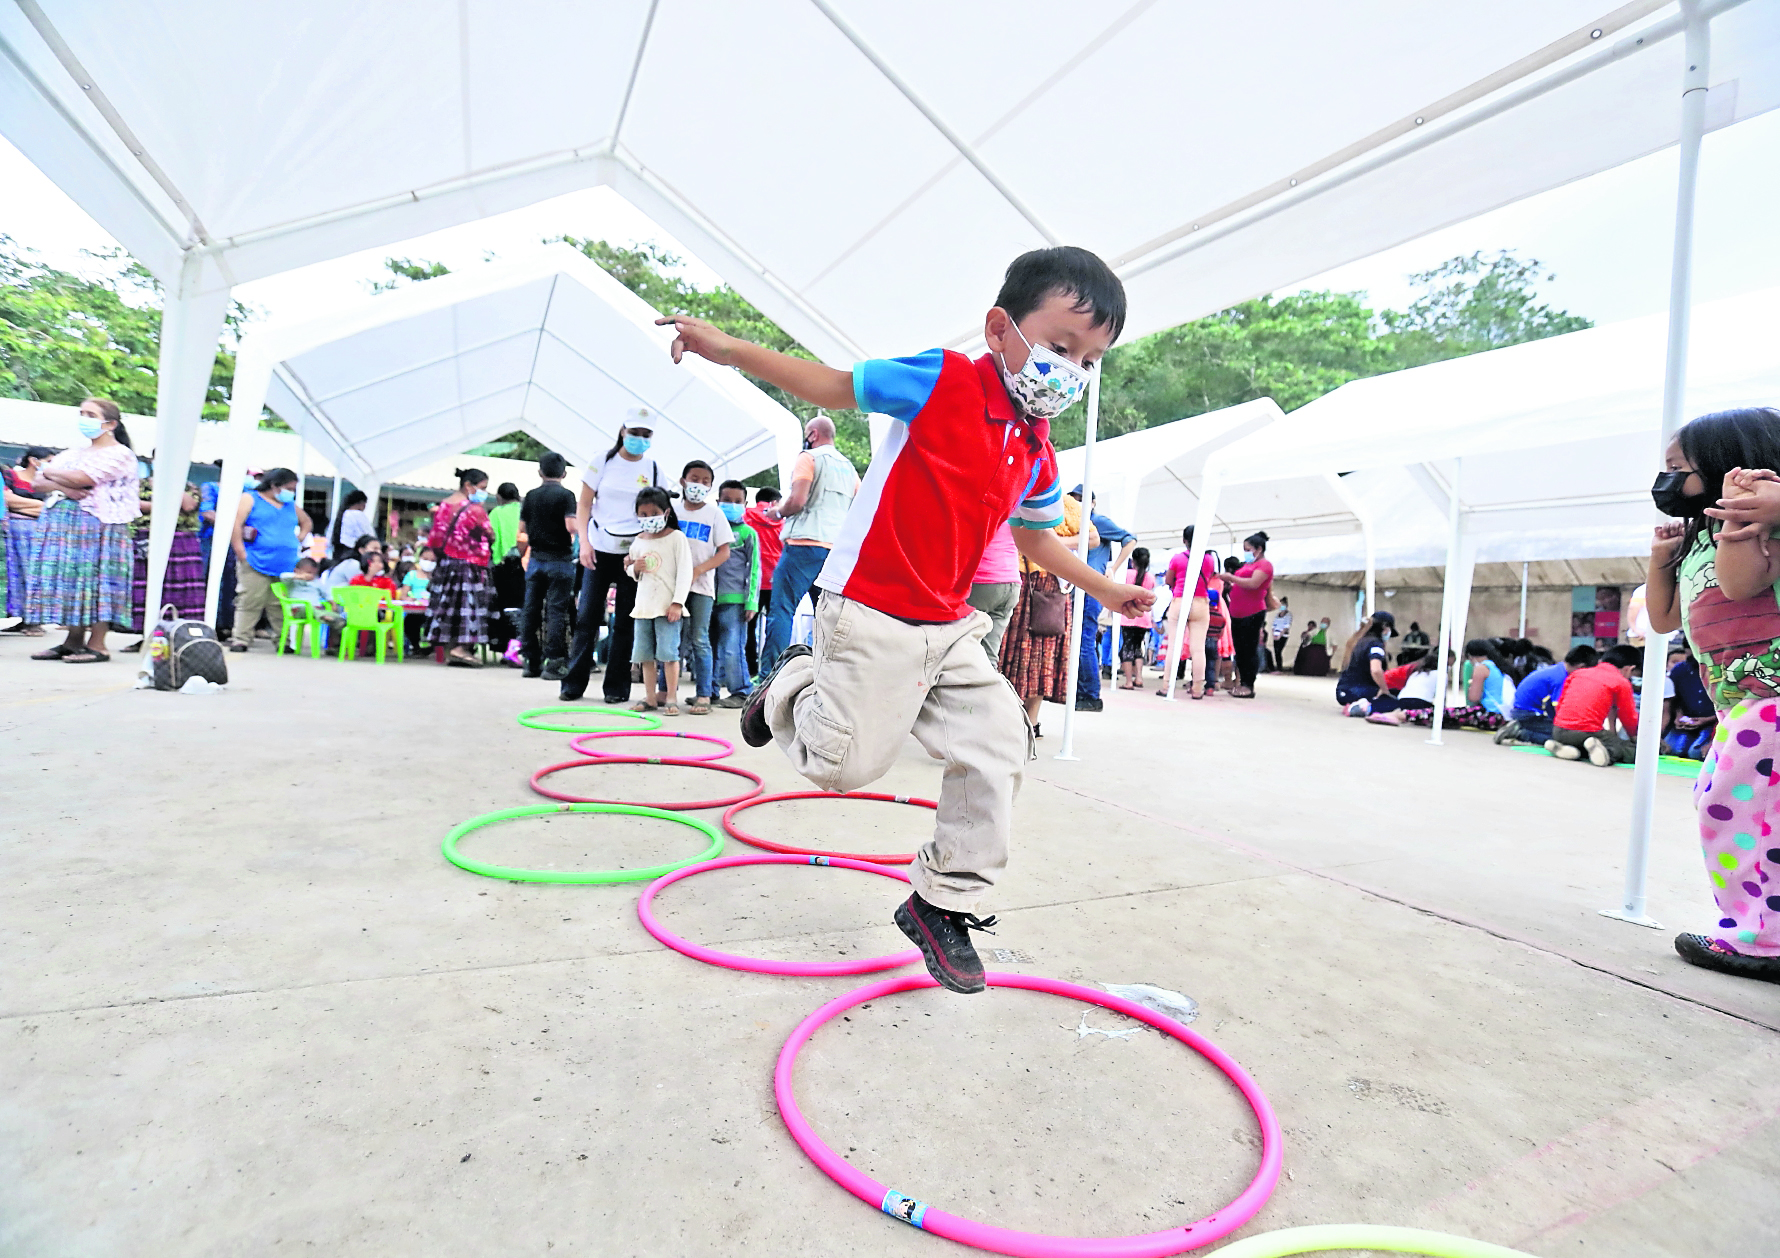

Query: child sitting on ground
(1547, 643), (1642, 764)
(657, 246), (1154, 994)
(279, 557), (345, 626)
(625, 486), (692, 717)
(1494, 644), (1597, 745)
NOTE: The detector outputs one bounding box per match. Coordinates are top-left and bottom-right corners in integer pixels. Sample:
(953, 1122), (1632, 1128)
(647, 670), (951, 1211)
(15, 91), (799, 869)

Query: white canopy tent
(1175, 282), (1780, 922)
(4, 0), (1777, 621)
(204, 247), (801, 620)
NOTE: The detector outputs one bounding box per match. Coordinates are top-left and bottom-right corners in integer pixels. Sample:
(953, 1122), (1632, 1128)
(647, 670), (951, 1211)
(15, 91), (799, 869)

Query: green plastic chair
(331, 586), (404, 663)
(269, 581), (325, 658)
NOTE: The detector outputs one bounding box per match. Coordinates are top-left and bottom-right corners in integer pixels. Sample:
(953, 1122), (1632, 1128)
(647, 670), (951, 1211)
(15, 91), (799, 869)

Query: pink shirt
(972, 522), (1019, 585)
(1166, 550), (1214, 599)
(1227, 557), (1275, 619)
(49, 443), (139, 525)
(1118, 569), (1156, 627)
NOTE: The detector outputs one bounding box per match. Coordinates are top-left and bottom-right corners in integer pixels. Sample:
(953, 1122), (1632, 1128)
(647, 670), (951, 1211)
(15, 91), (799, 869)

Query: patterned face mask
(995, 321), (1091, 420)
(639, 514), (667, 534)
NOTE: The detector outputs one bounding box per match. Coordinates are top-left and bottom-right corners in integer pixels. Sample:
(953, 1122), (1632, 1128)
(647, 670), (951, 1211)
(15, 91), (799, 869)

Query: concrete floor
(2, 637), (1777, 1257)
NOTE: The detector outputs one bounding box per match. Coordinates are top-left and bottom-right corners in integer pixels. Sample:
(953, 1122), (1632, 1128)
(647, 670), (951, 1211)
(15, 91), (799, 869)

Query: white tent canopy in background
(205, 247), (802, 620)
(3, 0), (1776, 359)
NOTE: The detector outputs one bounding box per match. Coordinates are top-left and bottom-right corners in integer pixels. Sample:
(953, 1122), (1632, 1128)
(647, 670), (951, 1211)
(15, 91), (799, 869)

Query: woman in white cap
(559, 408), (664, 703)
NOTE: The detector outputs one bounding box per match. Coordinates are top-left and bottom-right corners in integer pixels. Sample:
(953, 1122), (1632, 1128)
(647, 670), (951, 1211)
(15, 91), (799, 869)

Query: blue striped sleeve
(1011, 456), (1064, 530)
(852, 349), (947, 423)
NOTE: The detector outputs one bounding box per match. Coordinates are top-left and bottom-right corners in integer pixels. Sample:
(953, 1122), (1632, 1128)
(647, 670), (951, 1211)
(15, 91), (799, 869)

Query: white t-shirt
(581, 453), (661, 553)
(336, 507), (375, 551)
(676, 501), (734, 598)
(1401, 669), (1440, 704)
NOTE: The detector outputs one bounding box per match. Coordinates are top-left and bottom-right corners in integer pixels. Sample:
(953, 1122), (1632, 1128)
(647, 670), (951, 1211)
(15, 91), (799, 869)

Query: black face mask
(1651, 470), (1710, 518)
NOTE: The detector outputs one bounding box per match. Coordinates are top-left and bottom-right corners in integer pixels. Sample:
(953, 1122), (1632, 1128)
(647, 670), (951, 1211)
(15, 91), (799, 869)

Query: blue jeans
(713, 601), (753, 697)
(1509, 708), (1553, 743)
(520, 554), (576, 671)
(760, 544), (829, 677)
(1076, 594), (1103, 699)
(684, 592), (715, 697)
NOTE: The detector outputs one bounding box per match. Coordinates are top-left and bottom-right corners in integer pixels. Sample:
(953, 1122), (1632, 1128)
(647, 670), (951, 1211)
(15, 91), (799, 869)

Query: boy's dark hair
(754, 486), (781, 503)
(718, 479), (747, 496)
(1223, 556), (1241, 573)
(994, 246), (1126, 344)
(1565, 644), (1601, 667)
(636, 486), (679, 531)
(1671, 407), (1780, 565)
(496, 481), (520, 502)
(1601, 644), (1643, 670)
(681, 459), (714, 480)
(294, 556), (319, 572)
(538, 451), (567, 479)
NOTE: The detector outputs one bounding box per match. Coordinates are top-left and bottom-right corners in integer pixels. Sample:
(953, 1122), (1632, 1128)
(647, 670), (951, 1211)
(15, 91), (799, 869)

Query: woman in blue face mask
(425, 468), (495, 668)
(227, 467), (311, 653)
(25, 397), (142, 663)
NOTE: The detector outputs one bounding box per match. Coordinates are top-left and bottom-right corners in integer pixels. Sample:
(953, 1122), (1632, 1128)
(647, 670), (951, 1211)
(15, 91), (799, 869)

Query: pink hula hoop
(568, 729), (735, 762)
(637, 854), (921, 976)
(529, 756), (763, 811)
(722, 790), (936, 864)
(775, 972), (1282, 1257)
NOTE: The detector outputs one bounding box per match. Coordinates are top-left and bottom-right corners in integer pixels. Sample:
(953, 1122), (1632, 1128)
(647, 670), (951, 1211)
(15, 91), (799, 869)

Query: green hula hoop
(442, 803), (724, 884)
(1209, 1225), (1542, 1258)
(515, 705), (665, 735)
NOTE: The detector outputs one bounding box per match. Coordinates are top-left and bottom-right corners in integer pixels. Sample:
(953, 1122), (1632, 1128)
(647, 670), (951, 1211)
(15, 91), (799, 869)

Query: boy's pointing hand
(657, 315), (738, 366)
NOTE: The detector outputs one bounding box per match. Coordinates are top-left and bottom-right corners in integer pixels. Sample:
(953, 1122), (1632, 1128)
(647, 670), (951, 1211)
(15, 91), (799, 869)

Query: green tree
(368, 256), (452, 293)
(0, 236), (250, 421)
(555, 237), (872, 477)
(1379, 250), (1593, 367)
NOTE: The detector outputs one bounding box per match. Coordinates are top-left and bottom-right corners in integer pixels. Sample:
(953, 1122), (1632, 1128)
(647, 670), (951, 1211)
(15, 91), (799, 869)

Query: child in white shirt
(624, 488), (693, 716)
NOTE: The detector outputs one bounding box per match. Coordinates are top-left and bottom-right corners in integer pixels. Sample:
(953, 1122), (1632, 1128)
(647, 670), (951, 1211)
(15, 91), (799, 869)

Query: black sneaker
(895, 893), (997, 994)
(1074, 695), (1103, 711)
(1674, 932), (1780, 983)
(1492, 719), (1521, 745)
(521, 667), (541, 679)
(740, 643), (810, 748)
(541, 658), (566, 682)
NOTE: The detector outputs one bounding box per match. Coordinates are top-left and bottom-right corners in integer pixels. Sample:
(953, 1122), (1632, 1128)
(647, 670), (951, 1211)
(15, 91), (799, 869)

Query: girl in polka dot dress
(1646, 406), (1780, 983)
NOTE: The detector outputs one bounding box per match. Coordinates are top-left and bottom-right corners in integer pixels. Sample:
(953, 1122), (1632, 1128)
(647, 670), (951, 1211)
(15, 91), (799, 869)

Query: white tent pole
(1363, 522), (1377, 618)
(1605, 0), (1711, 931)
(292, 420), (307, 549)
(142, 260), (229, 636)
(1428, 458), (1464, 746)
(1163, 472), (1221, 701)
(1519, 562), (1529, 637)
(205, 349), (272, 623)
(1055, 373), (1099, 761)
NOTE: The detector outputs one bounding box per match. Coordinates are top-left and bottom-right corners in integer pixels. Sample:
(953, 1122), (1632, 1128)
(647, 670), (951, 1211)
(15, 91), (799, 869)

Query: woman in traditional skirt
(25, 398), (140, 664)
(998, 493), (1093, 737)
(425, 468), (493, 668)
(120, 477), (206, 646)
(2, 448), (53, 633)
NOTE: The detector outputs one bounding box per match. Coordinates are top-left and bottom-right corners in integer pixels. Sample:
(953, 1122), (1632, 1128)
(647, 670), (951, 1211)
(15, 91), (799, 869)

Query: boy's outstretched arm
(657, 315), (856, 412)
(1012, 527), (1156, 619)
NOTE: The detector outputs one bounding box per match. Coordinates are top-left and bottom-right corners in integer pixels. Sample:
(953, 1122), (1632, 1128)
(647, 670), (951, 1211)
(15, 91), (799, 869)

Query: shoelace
(945, 910), (998, 935)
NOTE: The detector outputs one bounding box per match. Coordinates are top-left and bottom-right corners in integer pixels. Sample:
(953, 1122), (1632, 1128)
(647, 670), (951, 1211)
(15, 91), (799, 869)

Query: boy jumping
(658, 247), (1154, 993)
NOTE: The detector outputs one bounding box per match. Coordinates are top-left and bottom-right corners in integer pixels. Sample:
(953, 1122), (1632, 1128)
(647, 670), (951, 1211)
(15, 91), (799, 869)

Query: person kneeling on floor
(1494, 643), (1598, 745)
(1548, 643), (1643, 765)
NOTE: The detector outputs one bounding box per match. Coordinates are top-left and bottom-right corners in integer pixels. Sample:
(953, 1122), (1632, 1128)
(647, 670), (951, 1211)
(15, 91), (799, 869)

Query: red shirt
(744, 504), (784, 589)
(818, 349), (1061, 623)
(1554, 663), (1640, 736)
(351, 574), (398, 594)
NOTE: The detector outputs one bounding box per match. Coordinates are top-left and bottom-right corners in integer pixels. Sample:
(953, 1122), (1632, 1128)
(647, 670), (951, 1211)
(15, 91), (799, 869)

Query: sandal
(62, 649), (110, 663)
(446, 653), (484, 669)
(686, 697), (711, 715)
(31, 643), (77, 660)
(1, 623), (44, 636)
(631, 700), (660, 713)
(663, 702), (681, 717)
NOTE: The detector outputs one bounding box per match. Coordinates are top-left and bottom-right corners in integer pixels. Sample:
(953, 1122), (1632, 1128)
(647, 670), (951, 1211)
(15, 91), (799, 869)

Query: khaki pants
(231, 564), (283, 648)
(965, 580), (1020, 661)
(1553, 725), (1637, 763)
(766, 596), (1029, 912)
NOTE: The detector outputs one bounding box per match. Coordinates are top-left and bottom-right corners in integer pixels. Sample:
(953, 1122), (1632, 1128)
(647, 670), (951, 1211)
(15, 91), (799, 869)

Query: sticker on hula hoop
(1207, 1225), (1541, 1258)
(442, 802), (723, 884)
(569, 729), (734, 762)
(516, 705), (664, 734)
(529, 756), (763, 810)
(722, 790), (935, 864)
(775, 972), (1282, 1256)
(637, 854), (921, 976)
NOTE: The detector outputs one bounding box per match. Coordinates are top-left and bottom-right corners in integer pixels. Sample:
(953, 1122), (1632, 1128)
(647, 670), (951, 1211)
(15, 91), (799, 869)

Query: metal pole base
(1599, 907), (1665, 930)
(1053, 752), (1082, 762)
(1424, 736), (1444, 746)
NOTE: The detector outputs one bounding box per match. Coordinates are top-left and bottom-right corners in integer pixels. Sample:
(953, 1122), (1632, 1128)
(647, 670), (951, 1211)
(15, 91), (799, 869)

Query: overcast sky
(3, 107), (1777, 339)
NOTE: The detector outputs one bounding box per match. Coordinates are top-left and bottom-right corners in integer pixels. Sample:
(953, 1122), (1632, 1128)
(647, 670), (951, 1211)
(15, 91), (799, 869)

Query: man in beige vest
(758, 415), (858, 675)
